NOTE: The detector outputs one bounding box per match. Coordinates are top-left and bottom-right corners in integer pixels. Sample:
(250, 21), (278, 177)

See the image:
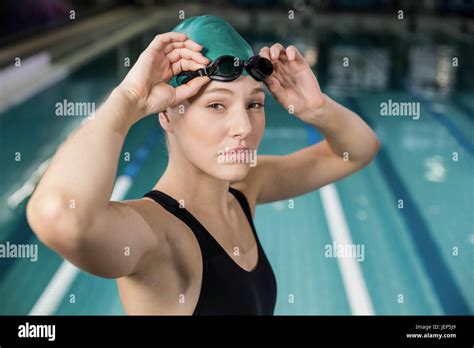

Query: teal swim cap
(169, 15), (255, 88)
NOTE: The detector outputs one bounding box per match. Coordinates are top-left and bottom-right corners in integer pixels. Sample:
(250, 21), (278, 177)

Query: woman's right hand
(117, 32), (210, 121)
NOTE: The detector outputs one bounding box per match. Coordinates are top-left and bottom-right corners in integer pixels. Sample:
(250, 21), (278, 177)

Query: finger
(266, 78), (293, 112)
(170, 59), (207, 76)
(286, 45), (304, 61)
(286, 45), (296, 61)
(163, 39), (204, 54)
(278, 69), (294, 88)
(264, 76), (285, 101)
(166, 47), (210, 65)
(173, 76), (210, 104)
(151, 32), (188, 50)
(259, 46), (271, 60)
(270, 43), (285, 60)
(271, 60), (291, 83)
(272, 73), (290, 89)
(277, 49), (289, 63)
(183, 38), (204, 51)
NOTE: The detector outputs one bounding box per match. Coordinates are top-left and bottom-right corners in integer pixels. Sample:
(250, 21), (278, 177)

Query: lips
(224, 146), (249, 154)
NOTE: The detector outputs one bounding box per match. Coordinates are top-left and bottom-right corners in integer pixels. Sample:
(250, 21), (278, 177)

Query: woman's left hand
(259, 44), (325, 124)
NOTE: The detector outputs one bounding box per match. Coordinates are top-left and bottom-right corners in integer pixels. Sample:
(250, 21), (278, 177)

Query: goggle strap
(198, 67), (211, 76)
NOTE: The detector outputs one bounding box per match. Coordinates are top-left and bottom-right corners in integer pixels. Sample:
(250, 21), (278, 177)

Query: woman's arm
(27, 32), (210, 278)
(236, 44), (380, 204)
(27, 89), (157, 278)
(251, 94), (380, 204)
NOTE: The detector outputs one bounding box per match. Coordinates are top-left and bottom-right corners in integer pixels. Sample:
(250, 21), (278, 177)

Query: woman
(27, 15), (380, 315)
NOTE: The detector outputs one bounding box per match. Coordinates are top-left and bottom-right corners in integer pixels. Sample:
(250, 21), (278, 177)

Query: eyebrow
(203, 87), (265, 96)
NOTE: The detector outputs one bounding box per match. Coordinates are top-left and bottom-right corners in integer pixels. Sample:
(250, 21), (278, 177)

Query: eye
(207, 103), (225, 110)
(249, 102), (264, 110)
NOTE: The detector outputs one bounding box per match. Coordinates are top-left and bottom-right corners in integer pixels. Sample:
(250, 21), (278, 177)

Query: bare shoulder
(120, 196), (202, 277)
(109, 198), (173, 274)
(116, 198), (203, 314)
(122, 197), (172, 240)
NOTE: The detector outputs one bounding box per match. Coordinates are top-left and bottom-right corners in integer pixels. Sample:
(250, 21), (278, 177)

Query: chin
(214, 163), (250, 182)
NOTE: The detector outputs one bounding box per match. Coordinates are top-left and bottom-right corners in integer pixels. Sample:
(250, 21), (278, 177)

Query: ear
(158, 110), (173, 134)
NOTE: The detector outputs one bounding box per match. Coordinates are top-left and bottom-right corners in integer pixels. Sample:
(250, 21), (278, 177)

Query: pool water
(0, 24), (472, 315)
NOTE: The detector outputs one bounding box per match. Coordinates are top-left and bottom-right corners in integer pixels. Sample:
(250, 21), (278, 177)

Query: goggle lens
(215, 56), (240, 77)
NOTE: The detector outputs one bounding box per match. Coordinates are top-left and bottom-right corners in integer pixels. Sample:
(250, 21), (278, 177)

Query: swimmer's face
(162, 76), (265, 182)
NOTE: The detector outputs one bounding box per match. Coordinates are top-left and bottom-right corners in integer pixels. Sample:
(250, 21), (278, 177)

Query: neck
(153, 158), (232, 219)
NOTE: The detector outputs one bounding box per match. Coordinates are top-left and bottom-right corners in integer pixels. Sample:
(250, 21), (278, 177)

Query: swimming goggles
(178, 55), (273, 84)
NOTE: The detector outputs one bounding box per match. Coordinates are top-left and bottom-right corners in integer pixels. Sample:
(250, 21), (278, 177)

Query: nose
(230, 106), (252, 139)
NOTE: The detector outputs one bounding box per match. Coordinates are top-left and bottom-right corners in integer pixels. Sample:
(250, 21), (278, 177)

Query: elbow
(366, 134), (381, 165)
(372, 134), (381, 157)
(26, 192), (88, 252)
(356, 134), (381, 168)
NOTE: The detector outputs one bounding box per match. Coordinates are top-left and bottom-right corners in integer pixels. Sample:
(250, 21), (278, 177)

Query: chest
(167, 206), (259, 274)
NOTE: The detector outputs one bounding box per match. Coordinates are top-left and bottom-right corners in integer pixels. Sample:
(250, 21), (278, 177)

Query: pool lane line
(305, 124), (375, 315)
(411, 92), (474, 156)
(348, 97), (471, 315)
(452, 95), (474, 121)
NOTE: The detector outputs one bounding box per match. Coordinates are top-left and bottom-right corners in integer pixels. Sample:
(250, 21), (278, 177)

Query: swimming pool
(0, 19), (472, 315)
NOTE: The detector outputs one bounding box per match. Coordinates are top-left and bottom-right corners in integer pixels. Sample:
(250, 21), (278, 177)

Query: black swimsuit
(143, 187), (277, 315)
